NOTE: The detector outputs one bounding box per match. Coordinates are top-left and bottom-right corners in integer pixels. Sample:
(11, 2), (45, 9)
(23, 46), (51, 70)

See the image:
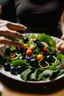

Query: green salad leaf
(11, 60), (29, 67)
(38, 69), (53, 80)
(37, 33), (56, 48)
(20, 68), (32, 81)
(30, 69), (38, 80)
(57, 53), (64, 61)
(0, 91), (2, 96)
(49, 63), (61, 73)
(57, 69), (64, 76)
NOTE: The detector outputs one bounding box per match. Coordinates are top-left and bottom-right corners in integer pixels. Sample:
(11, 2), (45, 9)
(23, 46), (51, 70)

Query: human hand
(57, 40), (64, 53)
(0, 20), (27, 48)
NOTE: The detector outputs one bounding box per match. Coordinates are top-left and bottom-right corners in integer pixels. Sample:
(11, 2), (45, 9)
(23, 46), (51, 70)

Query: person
(0, 0), (64, 52)
(0, 19), (64, 53)
(0, 0), (64, 37)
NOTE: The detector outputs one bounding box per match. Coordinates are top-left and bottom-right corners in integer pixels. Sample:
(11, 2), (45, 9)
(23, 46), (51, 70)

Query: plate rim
(0, 67), (64, 84)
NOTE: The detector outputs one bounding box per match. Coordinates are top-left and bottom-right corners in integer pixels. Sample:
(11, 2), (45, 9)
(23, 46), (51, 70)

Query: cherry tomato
(28, 45), (34, 50)
(41, 46), (48, 53)
(43, 47), (48, 53)
(23, 44), (28, 49)
(26, 49), (32, 56)
(36, 54), (44, 61)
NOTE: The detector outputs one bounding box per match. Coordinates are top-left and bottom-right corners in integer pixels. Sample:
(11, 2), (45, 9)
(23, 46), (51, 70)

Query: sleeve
(0, 0), (17, 22)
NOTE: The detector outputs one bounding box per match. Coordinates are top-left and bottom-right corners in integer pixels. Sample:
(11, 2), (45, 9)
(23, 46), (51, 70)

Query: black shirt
(0, 0), (64, 37)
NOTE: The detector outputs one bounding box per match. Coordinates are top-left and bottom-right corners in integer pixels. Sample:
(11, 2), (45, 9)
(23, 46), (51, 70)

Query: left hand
(57, 41), (64, 53)
(61, 34), (64, 40)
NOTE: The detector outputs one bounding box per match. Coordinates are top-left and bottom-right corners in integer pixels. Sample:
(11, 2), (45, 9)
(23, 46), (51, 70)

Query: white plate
(0, 34), (64, 84)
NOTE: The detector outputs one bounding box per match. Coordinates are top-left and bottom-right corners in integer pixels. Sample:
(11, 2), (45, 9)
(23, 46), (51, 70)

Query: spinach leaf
(20, 69), (32, 81)
(57, 53), (64, 61)
(38, 69), (53, 80)
(49, 63), (61, 73)
(57, 68), (64, 76)
(11, 60), (29, 67)
(30, 69), (38, 80)
(37, 33), (56, 48)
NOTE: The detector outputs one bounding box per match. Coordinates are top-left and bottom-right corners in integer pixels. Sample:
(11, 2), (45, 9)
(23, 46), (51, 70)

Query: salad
(0, 33), (64, 81)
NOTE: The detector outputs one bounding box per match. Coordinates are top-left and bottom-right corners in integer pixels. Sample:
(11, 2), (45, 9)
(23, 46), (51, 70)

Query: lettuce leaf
(37, 33), (56, 48)
(30, 69), (38, 80)
(11, 60), (29, 67)
(20, 69), (32, 81)
(57, 53), (64, 61)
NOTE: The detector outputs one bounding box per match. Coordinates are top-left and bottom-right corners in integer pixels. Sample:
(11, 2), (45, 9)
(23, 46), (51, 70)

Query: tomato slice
(10, 54), (16, 58)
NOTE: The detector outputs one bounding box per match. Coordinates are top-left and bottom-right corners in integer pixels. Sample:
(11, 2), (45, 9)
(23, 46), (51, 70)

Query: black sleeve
(0, 0), (17, 22)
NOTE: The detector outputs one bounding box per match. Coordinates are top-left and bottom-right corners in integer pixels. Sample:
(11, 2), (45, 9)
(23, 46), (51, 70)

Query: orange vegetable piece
(36, 54), (44, 61)
(23, 44), (28, 49)
(26, 49), (32, 56)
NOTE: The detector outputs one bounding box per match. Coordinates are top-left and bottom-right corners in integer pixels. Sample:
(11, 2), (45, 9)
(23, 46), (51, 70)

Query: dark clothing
(0, 0), (16, 22)
(0, 0), (64, 37)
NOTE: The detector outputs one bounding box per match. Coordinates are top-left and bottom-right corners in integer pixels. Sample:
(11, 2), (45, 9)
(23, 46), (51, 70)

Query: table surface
(0, 73), (64, 96)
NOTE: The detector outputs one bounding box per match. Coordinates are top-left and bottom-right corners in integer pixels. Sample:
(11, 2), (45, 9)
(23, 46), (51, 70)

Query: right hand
(0, 20), (27, 48)
(57, 34), (64, 53)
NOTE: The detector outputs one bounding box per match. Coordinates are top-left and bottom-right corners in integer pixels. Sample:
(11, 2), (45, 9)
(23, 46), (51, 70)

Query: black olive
(4, 63), (11, 71)
(20, 48), (26, 54)
(16, 47), (20, 53)
(43, 52), (50, 56)
(45, 55), (55, 63)
(37, 42), (44, 48)
(30, 58), (38, 67)
(17, 66), (24, 74)
(10, 66), (17, 75)
(50, 52), (56, 57)
(23, 37), (29, 43)
(33, 39), (40, 44)
(5, 48), (11, 56)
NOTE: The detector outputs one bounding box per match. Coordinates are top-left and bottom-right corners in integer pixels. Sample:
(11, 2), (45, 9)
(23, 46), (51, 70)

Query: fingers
(57, 41), (64, 53)
(61, 34), (64, 40)
(7, 22), (27, 31)
(0, 28), (24, 39)
(0, 36), (24, 48)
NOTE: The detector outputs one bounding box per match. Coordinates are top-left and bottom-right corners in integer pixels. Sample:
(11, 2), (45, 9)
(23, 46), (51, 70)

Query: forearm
(60, 12), (64, 34)
(61, 23), (64, 34)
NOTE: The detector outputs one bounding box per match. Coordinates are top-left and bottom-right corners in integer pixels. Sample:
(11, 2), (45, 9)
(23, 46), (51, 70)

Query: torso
(14, 0), (64, 37)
